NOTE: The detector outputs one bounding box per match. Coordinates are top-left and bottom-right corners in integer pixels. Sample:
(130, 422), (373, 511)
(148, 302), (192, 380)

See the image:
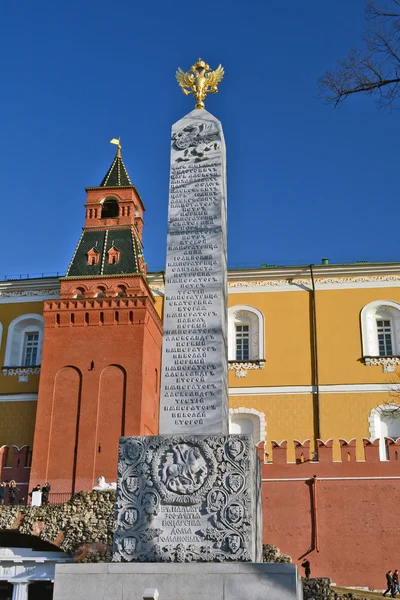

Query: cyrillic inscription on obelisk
(159, 109), (228, 435)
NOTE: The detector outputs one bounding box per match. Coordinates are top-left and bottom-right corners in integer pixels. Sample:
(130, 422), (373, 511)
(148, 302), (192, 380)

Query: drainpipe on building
(311, 475), (320, 552)
(309, 265), (321, 443)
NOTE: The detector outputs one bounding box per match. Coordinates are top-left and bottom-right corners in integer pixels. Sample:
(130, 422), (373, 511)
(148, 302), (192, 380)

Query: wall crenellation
(42, 296), (162, 332)
(259, 437), (400, 466)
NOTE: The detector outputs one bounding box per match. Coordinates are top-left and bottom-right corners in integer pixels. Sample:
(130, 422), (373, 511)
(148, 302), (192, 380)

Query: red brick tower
(30, 143), (162, 494)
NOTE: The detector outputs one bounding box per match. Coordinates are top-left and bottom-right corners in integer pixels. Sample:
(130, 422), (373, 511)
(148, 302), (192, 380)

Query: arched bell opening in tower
(101, 197), (119, 219)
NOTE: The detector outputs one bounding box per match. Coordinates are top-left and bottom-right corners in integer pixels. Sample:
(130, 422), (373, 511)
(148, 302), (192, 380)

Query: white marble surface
(159, 109), (228, 436)
(53, 563), (303, 600)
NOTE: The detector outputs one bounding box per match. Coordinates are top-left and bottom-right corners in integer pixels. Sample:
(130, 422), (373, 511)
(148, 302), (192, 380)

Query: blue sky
(1, 0), (398, 278)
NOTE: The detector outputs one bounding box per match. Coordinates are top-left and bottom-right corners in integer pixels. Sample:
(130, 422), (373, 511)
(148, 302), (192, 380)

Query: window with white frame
(361, 301), (400, 357)
(377, 319), (393, 356)
(369, 405), (400, 460)
(4, 314), (44, 367)
(228, 306), (264, 362)
(22, 332), (40, 366)
(235, 324), (250, 360)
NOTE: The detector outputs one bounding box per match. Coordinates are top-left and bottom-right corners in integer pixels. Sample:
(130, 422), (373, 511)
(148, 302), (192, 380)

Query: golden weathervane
(176, 58), (224, 110)
(110, 137), (121, 158)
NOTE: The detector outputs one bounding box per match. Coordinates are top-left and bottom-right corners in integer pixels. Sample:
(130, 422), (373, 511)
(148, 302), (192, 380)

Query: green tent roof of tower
(100, 146), (133, 187)
(66, 229), (143, 277)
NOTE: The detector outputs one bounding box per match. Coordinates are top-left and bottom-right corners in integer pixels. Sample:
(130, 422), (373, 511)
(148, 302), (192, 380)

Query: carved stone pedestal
(113, 434), (262, 563)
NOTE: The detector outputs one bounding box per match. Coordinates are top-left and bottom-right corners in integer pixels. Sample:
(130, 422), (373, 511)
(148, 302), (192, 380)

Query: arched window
(228, 306), (264, 361)
(96, 287), (106, 298)
(74, 287), (85, 299)
(229, 408), (266, 444)
(369, 405), (400, 460)
(361, 300), (400, 358)
(101, 197), (119, 219)
(4, 314), (44, 367)
(115, 285), (127, 297)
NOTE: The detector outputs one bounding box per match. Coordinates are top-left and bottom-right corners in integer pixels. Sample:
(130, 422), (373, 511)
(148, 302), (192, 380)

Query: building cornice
(0, 277), (60, 302)
(0, 394), (38, 402)
(147, 265), (400, 294)
(228, 262), (400, 280)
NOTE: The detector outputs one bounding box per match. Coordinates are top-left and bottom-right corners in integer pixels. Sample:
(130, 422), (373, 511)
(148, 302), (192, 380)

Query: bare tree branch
(319, 0), (400, 108)
(367, 0), (400, 19)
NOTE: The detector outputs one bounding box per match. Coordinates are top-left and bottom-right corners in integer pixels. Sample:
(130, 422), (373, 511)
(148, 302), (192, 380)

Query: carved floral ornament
(114, 435), (253, 563)
(364, 356), (400, 372)
(228, 361), (265, 378)
(2, 367), (40, 376)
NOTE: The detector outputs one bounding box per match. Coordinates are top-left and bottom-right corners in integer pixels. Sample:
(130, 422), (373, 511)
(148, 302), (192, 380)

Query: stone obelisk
(158, 104), (228, 435)
(114, 60), (261, 564)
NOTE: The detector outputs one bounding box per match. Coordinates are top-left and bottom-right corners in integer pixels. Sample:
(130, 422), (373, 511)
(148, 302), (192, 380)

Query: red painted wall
(260, 438), (400, 590)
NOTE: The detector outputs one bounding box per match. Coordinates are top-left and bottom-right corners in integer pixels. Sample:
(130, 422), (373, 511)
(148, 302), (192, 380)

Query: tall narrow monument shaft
(159, 109), (228, 436)
(114, 107), (261, 564)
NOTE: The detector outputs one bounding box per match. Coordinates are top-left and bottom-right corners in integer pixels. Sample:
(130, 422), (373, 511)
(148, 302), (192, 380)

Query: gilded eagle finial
(176, 58), (224, 110)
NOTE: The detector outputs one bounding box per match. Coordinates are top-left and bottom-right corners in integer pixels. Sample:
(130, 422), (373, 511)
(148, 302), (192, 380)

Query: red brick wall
(30, 287), (162, 493)
(47, 366), (81, 492)
(261, 438), (400, 590)
(94, 365), (126, 479)
(139, 310), (163, 435)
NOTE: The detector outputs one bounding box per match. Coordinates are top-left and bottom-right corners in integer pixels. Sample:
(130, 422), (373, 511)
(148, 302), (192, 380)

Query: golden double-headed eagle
(176, 58), (224, 110)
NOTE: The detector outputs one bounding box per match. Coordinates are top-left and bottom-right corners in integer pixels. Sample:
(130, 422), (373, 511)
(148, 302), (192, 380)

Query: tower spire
(100, 138), (132, 187)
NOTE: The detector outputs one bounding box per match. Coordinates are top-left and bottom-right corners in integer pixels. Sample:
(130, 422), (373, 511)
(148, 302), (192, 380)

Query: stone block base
(53, 563), (303, 600)
(113, 434), (262, 562)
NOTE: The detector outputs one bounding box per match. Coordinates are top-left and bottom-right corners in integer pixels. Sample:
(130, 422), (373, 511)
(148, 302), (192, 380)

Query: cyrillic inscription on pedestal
(113, 435), (261, 562)
(159, 109), (228, 436)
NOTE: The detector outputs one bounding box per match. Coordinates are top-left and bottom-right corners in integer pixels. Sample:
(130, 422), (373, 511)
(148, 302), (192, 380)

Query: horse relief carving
(160, 443), (208, 494)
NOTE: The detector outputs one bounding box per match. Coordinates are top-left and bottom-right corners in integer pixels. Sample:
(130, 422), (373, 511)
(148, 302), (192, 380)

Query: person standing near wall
(42, 482), (51, 505)
(0, 482), (5, 505)
(384, 571), (394, 597)
(8, 480), (20, 506)
(301, 560), (311, 578)
(391, 570), (399, 597)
